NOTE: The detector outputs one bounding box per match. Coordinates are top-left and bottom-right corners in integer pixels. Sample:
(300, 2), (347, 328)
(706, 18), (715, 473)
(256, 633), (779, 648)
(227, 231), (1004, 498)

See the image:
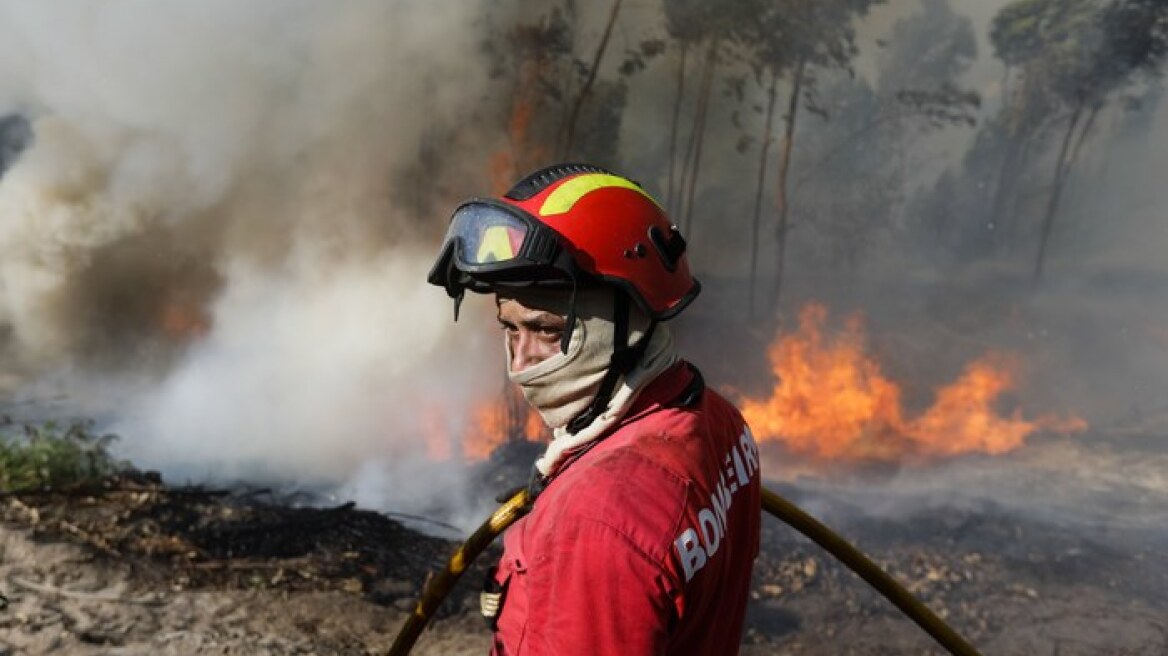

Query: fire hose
(387, 487), (983, 656)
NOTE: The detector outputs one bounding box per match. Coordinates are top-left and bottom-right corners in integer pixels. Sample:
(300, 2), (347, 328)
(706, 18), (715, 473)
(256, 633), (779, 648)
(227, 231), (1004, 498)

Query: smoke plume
(0, 1), (504, 516)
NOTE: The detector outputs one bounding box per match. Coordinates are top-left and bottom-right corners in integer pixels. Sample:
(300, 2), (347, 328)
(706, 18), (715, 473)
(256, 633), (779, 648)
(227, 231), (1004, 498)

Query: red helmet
(428, 164), (700, 320)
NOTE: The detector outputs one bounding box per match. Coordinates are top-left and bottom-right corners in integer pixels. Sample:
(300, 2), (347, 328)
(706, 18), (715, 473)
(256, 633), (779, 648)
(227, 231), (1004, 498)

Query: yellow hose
(387, 486), (983, 656)
(386, 489), (531, 656)
(760, 487), (982, 656)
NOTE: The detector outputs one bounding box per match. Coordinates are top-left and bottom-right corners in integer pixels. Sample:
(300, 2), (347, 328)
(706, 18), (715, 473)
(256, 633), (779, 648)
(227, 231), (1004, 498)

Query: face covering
(500, 286), (614, 430)
(497, 286), (678, 477)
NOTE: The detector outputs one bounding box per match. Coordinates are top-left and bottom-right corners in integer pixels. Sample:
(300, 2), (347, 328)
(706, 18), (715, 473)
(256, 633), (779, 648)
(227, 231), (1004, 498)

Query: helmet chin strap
(565, 292), (656, 435)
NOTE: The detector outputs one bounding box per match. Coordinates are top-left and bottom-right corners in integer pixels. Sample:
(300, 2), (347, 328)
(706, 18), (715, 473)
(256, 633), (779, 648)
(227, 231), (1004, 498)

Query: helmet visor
(446, 201), (533, 267)
(429, 199), (573, 297)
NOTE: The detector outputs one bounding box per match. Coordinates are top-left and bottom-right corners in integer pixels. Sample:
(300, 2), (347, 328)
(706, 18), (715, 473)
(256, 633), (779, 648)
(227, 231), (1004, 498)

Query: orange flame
(421, 396), (549, 462)
(509, 98), (535, 161)
(462, 399), (548, 460)
(159, 298), (211, 340)
(490, 150), (516, 197)
(463, 402), (509, 460)
(489, 97), (538, 196)
(740, 303), (1086, 462)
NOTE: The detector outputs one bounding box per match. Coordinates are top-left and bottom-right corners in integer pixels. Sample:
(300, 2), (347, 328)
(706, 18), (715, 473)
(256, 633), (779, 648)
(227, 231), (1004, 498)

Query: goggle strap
(524, 226), (562, 266)
(560, 275), (579, 355)
(613, 293), (630, 355)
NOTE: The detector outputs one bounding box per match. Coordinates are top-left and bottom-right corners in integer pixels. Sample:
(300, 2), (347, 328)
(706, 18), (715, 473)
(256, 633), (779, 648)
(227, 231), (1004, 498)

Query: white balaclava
(498, 286), (678, 477)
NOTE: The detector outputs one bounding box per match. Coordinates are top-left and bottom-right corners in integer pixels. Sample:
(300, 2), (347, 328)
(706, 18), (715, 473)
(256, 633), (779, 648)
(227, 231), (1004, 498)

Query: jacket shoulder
(545, 435), (692, 569)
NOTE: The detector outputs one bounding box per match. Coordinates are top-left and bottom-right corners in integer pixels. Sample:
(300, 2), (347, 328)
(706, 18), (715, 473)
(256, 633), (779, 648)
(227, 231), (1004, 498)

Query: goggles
(428, 199), (572, 296)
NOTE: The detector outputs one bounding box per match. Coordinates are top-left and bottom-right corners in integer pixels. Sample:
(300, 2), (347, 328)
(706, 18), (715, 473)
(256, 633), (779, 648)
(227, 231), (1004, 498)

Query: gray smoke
(0, 1), (507, 518)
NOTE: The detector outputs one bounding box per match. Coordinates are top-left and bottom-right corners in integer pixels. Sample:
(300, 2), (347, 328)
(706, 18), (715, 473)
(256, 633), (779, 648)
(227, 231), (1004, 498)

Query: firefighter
(428, 164), (761, 655)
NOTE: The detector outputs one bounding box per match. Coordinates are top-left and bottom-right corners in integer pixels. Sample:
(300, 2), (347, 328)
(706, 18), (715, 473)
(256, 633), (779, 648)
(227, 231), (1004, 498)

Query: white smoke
(0, 1), (507, 516)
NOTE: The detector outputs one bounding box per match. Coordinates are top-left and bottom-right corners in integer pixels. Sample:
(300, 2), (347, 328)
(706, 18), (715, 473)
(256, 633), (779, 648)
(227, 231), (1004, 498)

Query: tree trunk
(666, 42), (688, 214)
(676, 43), (706, 223)
(772, 59), (806, 314)
(989, 65), (1029, 253)
(681, 38), (718, 237)
(1067, 104), (1100, 170)
(988, 128), (1025, 252)
(1033, 102), (1084, 284)
(499, 60), (544, 190)
(560, 0), (623, 159)
(1001, 64), (1011, 113)
(749, 69), (779, 320)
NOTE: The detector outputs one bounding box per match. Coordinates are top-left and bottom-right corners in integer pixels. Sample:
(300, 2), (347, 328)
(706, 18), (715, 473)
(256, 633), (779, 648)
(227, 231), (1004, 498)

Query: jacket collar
(544, 362), (697, 480)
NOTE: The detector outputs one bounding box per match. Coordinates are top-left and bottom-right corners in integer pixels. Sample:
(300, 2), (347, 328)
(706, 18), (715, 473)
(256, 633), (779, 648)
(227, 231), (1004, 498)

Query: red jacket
(490, 363), (762, 655)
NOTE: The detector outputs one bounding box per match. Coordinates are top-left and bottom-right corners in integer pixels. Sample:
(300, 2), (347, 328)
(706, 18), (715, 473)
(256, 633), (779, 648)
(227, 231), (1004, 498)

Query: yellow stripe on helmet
(538, 173), (662, 216)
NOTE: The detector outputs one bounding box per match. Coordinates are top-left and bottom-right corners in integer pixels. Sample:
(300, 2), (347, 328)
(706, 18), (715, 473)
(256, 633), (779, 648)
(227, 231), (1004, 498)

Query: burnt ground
(743, 487), (1168, 655)
(1, 456), (1166, 655)
(0, 471), (495, 655)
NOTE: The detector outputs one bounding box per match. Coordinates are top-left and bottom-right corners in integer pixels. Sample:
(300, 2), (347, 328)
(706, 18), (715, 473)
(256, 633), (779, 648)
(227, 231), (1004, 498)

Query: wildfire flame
(423, 394), (547, 462)
(489, 97), (542, 196)
(740, 303), (1086, 462)
(490, 150), (516, 197)
(158, 297), (211, 341)
(462, 401), (547, 460)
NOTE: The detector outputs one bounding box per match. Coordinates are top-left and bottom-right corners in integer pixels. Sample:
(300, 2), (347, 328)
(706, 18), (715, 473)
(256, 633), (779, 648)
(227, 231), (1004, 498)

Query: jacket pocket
(490, 547), (529, 655)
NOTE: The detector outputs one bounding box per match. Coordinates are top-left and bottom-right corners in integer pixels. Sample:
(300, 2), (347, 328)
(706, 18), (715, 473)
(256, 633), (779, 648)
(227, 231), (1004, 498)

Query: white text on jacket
(673, 426), (760, 582)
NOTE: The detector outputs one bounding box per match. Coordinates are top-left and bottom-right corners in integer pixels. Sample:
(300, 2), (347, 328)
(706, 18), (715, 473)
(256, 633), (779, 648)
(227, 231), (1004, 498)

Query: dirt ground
(0, 524), (489, 655)
(0, 471), (491, 655)
(1, 457), (1166, 656)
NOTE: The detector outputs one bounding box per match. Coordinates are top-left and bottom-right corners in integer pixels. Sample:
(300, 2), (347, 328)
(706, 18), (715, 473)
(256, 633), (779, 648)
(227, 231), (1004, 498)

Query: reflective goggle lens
(447, 203), (531, 266)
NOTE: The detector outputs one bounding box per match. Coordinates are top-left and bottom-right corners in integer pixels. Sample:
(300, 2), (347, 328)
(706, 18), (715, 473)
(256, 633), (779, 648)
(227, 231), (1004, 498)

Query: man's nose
(510, 332), (541, 373)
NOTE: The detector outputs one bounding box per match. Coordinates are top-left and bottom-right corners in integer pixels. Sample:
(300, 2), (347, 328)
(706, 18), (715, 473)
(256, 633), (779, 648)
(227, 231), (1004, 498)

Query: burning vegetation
(740, 304), (1087, 463)
(424, 300), (1089, 469)
(424, 386), (548, 462)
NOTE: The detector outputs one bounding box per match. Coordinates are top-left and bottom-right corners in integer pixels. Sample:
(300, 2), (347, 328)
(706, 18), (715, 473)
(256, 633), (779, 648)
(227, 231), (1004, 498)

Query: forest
(421, 0), (1168, 318)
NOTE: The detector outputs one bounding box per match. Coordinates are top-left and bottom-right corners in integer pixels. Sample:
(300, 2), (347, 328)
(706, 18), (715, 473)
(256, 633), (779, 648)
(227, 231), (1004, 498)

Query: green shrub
(0, 421), (127, 492)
